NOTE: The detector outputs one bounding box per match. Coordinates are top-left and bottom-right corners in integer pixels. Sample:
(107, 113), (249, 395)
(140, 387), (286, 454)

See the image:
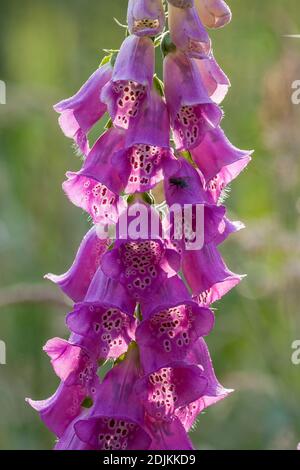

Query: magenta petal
(43, 338), (83, 382)
(215, 217), (245, 245)
(45, 226), (109, 302)
(75, 416), (151, 450)
(136, 303), (214, 373)
(102, 235), (179, 301)
(182, 243), (243, 304)
(177, 338), (233, 431)
(169, 5), (211, 59)
(74, 347), (152, 450)
(63, 172), (126, 224)
(66, 270), (136, 360)
(135, 363), (208, 419)
(83, 267), (136, 315)
(113, 147), (178, 194)
(196, 55), (230, 104)
(165, 157), (214, 205)
(101, 36), (154, 130)
(127, 0), (165, 37)
(55, 415), (93, 450)
(26, 383), (87, 438)
(77, 127), (126, 194)
(54, 64), (112, 155)
(196, 0), (232, 29)
(67, 305), (136, 360)
(125, 90), (170, 149)
(147, 416), (194, 450)
(164, 51), (223, 150)
(190, 127), (252, 201)
(111, 91), (178, 194)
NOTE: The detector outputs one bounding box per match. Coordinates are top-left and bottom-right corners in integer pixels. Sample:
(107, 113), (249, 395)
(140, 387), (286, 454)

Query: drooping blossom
(196, 0), (232, 29)
(176, 338), (233, 430)
(196, 54), (230, 104)
(74, 346), (152, 450)
(101, 203), (181, 301)
(164, 49), (223, 150)
(67, 268), (136, 361)
(62, 127), (126, 223)
(26, 334), (99, 438)
(183, 242), (244, 307)
(127, 0), (165, 37)
(136, 276), (214, 373)
(168, 3), (211, 59)
(189, 127), (252, 202)
(112, 91), (179, 193)
(45, 225), (110, 302)
(101, 35), (155, 130)
(164, 157), (227, 248)
(53, 64), (112, 155)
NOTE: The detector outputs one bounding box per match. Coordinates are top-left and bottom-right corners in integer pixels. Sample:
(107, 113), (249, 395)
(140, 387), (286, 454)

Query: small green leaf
(100, 54), (112, 67)
(153, 74), (165, 97)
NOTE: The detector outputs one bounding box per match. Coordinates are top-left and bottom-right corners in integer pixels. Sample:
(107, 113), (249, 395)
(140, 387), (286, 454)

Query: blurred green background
(0, 0), (300, 450)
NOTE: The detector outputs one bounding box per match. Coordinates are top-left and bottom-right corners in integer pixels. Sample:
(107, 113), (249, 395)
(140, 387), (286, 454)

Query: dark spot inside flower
(169, 177), (189, 189)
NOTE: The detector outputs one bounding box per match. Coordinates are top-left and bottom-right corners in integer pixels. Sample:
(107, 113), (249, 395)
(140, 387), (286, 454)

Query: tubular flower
(195, 0), (232, 29)
(112, 91), (179, 193)
(164, 50), (223, 150)
(136, 276), (214, 372)
(101, 35), (155, 130)
(45, 226), (110, 302)
(53, 64), (112, 155)
(63, 127), (126, 223)
(168, 3), (211, 59)
(29, 2), (250, 451)
(127, 0), (165, 36)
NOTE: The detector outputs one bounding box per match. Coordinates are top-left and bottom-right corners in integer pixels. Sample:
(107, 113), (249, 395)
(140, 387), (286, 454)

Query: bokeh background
(0, 0), (300, 450)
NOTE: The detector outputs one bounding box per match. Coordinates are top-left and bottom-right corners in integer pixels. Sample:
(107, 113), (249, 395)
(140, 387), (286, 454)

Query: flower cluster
(27, 0), (251, 450)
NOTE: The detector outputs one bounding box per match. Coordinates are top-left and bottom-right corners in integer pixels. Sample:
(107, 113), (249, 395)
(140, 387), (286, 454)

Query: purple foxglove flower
(55, 415), (93, 450)
(101, 35), (155, 130)
(74, 347), (152, 450)
(190, 127), (252, 202)
(167, 0), (194, 8)
(45, 226), (110, 302)
(63, 128), (127, 223)
(176, 338), (233, 430)
(67, 269), (136, 360)
(127, 0), (165, 37)
(136, 276), (214, 372)
(101, 203), (181, 301)
(164, 157), (227, 247)
(182, 242), (244, 305)
(168, 4), (211, 59)
(196, 54), (230, 104)
(164, 50), (223, 150)
(53, 64), (112, 155)
(26, 335), (99, 438)
(27, 382), (87, 439)
(135, 363), (208, 420)
(195, 0), (232, 29)
(112, 91), (178, 193)
(146, 416), (194, 450)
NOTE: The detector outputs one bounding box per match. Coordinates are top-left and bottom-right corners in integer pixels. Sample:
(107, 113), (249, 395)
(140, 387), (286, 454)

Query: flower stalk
(27, 0), (251, 450)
